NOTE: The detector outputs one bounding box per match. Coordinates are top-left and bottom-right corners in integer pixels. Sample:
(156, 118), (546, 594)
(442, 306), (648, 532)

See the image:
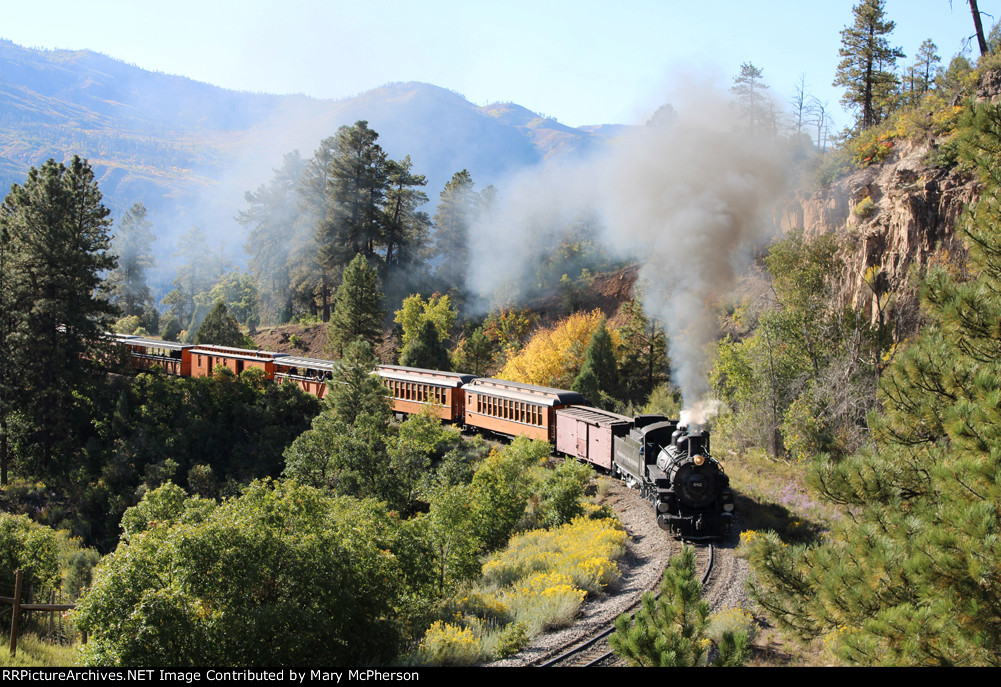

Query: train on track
(114, 335), (735, 539)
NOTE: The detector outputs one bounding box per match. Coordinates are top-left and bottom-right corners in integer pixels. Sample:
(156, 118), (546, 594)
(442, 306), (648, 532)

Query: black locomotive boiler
(612, 415), (734, 539)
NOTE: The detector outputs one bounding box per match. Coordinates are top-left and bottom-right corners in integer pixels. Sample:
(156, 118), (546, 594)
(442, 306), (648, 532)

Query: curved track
(537, 543), (715, 668)
(489, 479), (749, 668)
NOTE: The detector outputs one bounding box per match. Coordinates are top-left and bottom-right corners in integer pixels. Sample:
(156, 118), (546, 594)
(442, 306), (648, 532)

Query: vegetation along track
(492, 480), (748, 667)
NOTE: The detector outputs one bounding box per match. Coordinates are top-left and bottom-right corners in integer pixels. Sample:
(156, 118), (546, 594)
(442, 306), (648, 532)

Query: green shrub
(853, 195), (876, 219)
(537, 459), (592, 528)
(493, 621), (529, 659)
(0, 513), (61, 599)
(781, 394), (836, 461)
(112, 315), (143, 335)
(75, 481), (405, 667)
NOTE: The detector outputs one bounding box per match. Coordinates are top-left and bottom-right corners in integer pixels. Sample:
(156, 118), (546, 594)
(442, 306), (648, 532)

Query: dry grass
(725, 448), (843, 541)
(724, 448), (848, 666)
(0, 633), (80, 667)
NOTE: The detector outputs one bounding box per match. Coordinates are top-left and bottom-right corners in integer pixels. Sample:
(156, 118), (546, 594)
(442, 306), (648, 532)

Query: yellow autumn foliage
(499, 309), (620, 388)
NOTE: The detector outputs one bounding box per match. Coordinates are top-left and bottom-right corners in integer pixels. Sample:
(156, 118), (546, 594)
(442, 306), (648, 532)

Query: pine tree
(833, 0), (905, 130)
(238, 151), (307, 324)
(283, 337), (393, 500)
(433, 170), (479, 296)
(382, 155), (431, 273)
(912, 39), (940, 97)
(730, 62), (772, 136)
(0, 157), (117, 475)
(297, 138), (339, 321)
(160, 315), (182, 343)
(610, 547), (748, 666)
(317, 121), (388, 271)
(399, 319), (451, 371)
(107, 202), (155, 327)
(162, 226), (229, 336)
(617, 299), (668, 406)
(451, 326), (494, 376)
(325, 253), (385, 357)
(193, 302), (245, 348)
(571, 317), (619, 408)
(0, 192), (24, 484)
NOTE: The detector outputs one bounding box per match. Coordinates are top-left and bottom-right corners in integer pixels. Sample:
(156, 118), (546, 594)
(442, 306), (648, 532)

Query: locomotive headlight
(693, 454), (705, 466)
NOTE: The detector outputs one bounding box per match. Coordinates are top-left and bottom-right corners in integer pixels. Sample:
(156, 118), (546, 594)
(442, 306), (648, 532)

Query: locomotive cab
(612, 416), (677, 486)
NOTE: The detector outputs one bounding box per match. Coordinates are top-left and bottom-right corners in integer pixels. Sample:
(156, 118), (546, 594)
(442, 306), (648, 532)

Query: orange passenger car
(188, 345), (288, 378)
(462, 378), (588, 443)
(273, 356), (336, 399)
(376, 365), (477, 422)
(117, 335), (193, 376)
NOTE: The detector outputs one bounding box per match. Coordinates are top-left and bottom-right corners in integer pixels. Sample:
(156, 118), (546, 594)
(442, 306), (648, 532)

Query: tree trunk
(969, 0), (989, 55)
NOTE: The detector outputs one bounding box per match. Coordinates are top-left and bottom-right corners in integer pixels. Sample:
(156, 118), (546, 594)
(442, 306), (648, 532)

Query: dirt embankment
(251, 323), (329, 358)
(522, 264), (639, 329)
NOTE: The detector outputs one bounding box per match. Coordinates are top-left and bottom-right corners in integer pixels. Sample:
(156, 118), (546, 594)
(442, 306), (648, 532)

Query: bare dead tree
(790, 74), (810, 135)
(955, 0), (990, 55)
(807, 96), (834, 152)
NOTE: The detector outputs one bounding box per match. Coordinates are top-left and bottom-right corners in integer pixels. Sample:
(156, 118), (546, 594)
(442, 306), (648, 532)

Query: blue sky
(2, 0), (996, 129)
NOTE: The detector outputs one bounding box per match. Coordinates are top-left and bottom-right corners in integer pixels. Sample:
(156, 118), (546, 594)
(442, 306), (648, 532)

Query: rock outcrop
(778, 70), (1001, 338)
(780, 140), (977, 336)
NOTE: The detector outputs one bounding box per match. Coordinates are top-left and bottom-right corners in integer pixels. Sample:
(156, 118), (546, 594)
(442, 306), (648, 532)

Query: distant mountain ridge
(0, 39), (627, 236)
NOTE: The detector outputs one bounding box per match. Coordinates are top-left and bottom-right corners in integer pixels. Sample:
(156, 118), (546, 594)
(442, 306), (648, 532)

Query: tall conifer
(193, 302), (245, 348)
(107, 202), (155, 321)
(572, 317), (619, 408)
(833, 0), (905, 130)
(0, 157), (117, 474)
(325, 253), (385, 357)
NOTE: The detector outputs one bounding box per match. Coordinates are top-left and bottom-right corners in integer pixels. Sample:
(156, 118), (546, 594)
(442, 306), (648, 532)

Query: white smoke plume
(468, 88), (790, 414)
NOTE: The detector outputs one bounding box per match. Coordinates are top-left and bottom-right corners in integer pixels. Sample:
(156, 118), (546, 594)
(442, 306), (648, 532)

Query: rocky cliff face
(780, 140), (977, 336)
(778, 70), (1001, 338)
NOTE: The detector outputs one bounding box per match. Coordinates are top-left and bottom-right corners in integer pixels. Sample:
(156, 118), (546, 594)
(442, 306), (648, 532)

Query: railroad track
(536, 542), (715, 668)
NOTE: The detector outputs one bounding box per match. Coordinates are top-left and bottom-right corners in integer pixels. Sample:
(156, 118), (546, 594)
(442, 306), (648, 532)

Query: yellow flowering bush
(504, 572), (587, 634)
(477, 517), (627, 634)
(417, 621), (486, 666)
(454, 592), (510, 624)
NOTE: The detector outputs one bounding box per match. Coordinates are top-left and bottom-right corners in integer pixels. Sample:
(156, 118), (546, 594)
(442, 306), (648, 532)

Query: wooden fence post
(47, 590), (55, 641)
(10, 569), (22, 657)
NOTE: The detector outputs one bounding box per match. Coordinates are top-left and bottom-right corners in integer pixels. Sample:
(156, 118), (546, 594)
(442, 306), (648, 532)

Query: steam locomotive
(611, 415), (734, 539)
(114, 336), (735, 540)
